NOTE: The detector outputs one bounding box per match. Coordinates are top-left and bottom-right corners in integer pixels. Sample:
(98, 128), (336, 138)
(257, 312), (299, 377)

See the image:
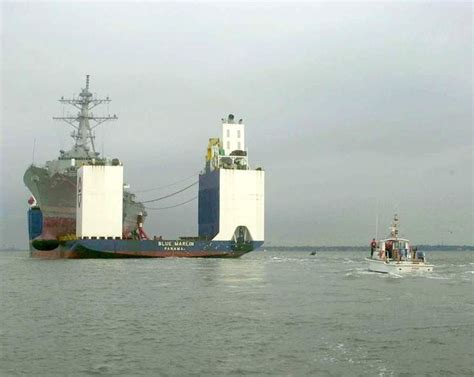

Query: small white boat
(367, 214), (433, 274)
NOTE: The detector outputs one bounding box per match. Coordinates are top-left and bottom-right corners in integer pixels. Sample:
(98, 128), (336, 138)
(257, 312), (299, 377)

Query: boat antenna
(375, 211), (379, 241)
(375, 199), (379, 241)
(31, 138), (36, 165)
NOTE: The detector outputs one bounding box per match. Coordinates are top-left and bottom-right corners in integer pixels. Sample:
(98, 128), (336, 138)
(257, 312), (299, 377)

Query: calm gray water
(0, 250), (472, 376)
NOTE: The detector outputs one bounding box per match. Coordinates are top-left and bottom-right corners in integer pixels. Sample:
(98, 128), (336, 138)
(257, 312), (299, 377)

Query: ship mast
(53, 75), (117, 158)
(390, 214), (399, 239)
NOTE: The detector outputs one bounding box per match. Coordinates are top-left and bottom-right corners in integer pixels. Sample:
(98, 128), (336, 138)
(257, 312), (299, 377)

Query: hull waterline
(366, 258), (434, 273)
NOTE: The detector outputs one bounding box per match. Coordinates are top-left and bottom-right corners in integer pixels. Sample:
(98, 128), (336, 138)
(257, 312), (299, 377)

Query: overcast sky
(1, 1), (472, 247)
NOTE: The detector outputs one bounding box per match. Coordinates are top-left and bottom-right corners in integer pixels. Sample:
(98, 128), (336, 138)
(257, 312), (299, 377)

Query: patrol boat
(366, 214), (433, 273)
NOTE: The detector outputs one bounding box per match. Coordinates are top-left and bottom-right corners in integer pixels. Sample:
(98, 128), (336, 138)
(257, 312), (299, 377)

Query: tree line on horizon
(264, 245), (474, 252)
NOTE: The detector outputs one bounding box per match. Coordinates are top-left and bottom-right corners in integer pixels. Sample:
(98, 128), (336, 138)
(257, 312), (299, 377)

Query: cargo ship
(24, 76), (146, 244)
(26, 82), (265, 257)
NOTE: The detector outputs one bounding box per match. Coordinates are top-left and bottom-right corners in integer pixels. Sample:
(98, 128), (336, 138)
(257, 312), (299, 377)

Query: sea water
(0, 250), (472, 376)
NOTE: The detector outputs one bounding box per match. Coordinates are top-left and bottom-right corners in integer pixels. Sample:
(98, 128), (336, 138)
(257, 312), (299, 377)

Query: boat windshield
(393, 241), (409, 250)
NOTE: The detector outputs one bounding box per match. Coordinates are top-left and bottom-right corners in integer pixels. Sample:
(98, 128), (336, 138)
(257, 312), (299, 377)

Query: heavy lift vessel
(27, 103), (265, 258)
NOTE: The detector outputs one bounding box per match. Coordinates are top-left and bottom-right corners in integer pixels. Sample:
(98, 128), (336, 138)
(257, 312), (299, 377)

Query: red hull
(36, 216), (138, 240)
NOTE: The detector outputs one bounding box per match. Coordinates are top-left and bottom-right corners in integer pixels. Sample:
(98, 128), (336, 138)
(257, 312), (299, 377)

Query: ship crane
(53, 75), (117, 158)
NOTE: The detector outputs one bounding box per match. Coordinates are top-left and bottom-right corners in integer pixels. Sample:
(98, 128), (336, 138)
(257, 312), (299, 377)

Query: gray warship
(24, 75), (146, 241)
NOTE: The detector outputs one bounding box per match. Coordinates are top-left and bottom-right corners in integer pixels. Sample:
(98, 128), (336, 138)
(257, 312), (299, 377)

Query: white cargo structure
(213, 169), (264, 241)
(76, 165), (123, 238)
(199, 114), (264, 244)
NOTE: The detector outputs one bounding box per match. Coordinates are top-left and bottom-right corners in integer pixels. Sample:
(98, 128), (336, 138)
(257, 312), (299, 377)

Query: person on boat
(370, 238), (377, 258)
(378, 246), (385, 260)
(416, 250), (425, 262)
(396, 248), (402, 262)
(386, 240), (393, 259)
(402, 247), (408, 260)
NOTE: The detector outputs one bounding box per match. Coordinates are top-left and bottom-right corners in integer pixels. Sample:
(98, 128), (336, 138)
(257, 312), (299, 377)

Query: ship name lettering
(174, 241), (194, 247)
(158, 241), (194, 247)
(158, 241), (173, 246)
(164, 246), (186, 251)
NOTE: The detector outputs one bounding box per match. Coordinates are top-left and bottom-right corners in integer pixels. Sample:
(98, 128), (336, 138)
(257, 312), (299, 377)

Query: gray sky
(1, 1), (472, 247)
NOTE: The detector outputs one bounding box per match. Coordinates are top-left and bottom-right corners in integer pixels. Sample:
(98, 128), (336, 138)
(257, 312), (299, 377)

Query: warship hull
(24, 165), (144, 240)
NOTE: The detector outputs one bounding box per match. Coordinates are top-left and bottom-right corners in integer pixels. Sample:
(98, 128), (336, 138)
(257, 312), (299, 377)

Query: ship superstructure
(199, 114), (265, 246)
(24, 76), (146, 243)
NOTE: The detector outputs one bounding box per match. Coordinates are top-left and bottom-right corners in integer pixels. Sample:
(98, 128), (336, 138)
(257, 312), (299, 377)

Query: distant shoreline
(264, 245), (474, 251)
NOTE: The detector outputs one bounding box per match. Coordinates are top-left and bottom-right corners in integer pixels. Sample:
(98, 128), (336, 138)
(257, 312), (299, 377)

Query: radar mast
(53, 75), (117, 158)
(390, 214), (399, 239)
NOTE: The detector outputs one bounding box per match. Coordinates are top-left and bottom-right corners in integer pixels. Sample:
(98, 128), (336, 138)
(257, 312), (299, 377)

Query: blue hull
(30, 238), (264, 259)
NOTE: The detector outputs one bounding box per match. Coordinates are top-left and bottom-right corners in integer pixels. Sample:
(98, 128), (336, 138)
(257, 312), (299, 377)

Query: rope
(141, 181), (198, 203)
(135, 172), (199, 193)
(145, 196), (198, 210)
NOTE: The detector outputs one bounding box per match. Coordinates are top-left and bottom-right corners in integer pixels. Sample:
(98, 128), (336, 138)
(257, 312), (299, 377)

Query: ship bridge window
(226, 129), (230, 138)
(227, 141), (230, 150)
(237, 130), (241, 138)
